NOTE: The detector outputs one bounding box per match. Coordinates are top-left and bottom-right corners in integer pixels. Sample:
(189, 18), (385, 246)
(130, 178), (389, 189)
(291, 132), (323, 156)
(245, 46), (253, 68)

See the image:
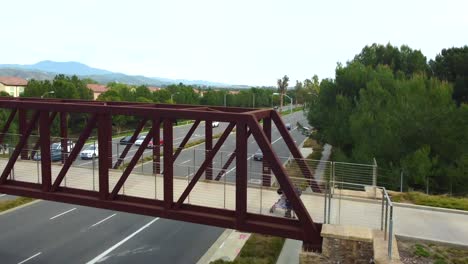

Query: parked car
(50, 140), (75, 152)
(253, 150), (264, 161)
(273, 106), (279, 111)
(120, 136), (133, 145)
(32, 149), (62, 162)
(301, 126), (311, 136)
(285, 123), (292, 130)
(80, 144), (98, 160)
(212, 121), (220, 128)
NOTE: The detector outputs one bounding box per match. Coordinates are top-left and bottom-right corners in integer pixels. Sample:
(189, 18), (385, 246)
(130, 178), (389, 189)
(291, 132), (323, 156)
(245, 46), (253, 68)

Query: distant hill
(0, 60), (250, 88)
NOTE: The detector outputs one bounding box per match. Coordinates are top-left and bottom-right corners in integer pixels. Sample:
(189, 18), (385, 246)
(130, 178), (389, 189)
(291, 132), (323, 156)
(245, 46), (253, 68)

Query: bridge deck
(1, 158), (383, 229)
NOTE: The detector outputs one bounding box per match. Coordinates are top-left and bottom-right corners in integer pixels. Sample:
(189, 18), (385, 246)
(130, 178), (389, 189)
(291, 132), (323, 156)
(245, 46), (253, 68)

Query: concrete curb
(197, 229), (234, 264)
(393, 202), (468, 216)
(0, 199), (42, 216)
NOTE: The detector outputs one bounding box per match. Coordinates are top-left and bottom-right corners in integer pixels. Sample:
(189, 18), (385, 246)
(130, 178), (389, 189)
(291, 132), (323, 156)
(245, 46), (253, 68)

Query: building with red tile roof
(86, 84), (108, 100)
(0, 76), (28, 97)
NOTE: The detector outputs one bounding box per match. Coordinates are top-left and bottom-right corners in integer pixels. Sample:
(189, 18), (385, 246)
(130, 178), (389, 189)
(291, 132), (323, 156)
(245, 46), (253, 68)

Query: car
(212, 121), (220, 128)
(147, 139), (164, 148)
(50, 140), (75, 152)
(136, 135), (163, 148)
(253, 150), (263, 161)
(134, 135), (146, 146)
(285, 123), (292, 130)
(32, 149), (63, 162)
(80, 144), (98, 160)
(273, 106), (279, 110)
(301, 126), (311, 136)
(120, 136), (133, 145)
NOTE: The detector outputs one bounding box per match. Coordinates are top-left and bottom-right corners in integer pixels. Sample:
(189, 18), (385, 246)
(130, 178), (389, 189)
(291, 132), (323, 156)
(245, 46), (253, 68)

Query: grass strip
(0, 197), (35, 212)
(211, 234), (285, 264)
(391, 191), (468, 211)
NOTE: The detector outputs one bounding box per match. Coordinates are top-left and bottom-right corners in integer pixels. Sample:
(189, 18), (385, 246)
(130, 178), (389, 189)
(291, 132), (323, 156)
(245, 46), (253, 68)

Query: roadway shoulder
(393, 202), (468, 215)
(0, 199), (42, 216)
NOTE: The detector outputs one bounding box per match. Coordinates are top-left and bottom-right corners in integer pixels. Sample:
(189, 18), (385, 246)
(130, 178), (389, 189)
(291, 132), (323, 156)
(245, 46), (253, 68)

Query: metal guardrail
(381, 187), (394, 259)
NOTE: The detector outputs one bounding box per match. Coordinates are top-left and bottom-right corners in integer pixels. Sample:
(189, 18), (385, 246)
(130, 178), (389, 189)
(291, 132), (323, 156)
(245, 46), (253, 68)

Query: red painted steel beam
(51, 114), (97, 191)
(0, 100), (252, 121)
(205, 120), (213, 180)
(236, 122), (248, 229)
(113, 118), (148, 169)
(39, 111), (52, 192)
(153, 118), (161, 174)
(30, 112), (57, 160)
(0, 111), (40, 183)
(110, 127), (154, 199)
(214, 129), (251, 181)
(173, 120), (200, 161)
(271, 111), (321, 192)
(174, 123), (235, 208)
(163, 119), (174, 209)
(0, 108), (17, 145)
(262, 117), (272, 186)
(246, 117), (321, 239)
(18, 108), (29, 160)
(60, 112), (68, 164)
(98, 113), (112, 199)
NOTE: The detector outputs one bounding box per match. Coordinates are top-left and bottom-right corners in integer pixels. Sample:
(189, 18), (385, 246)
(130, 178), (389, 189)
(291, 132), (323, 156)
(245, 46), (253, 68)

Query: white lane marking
(90, 213), (117, 228)
(180, 159), (191, 165)
(86, 218), (160, 264)
(17, 252), (41, 264)
(219, 242), (225, 248)
(0, 194), (6, 197)
(49, 208), (76, 220)
(271, 137), (283, 144)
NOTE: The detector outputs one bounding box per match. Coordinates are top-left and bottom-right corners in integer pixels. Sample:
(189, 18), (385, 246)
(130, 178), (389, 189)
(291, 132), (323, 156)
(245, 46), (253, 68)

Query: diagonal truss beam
(113, 118), (148, 169)
(30, 112), (57, 159)
(51, 114), (98, 191)
(214, 129), (251, 181)
(0, 108), (17, 145)
(173, 120), (200, 161)
(271, 111), (321, 192)
(246, 117), (320, 237)
(109, 126), (155, 199)
(174, 122), (235, 208)
(0, 111), (40, 183)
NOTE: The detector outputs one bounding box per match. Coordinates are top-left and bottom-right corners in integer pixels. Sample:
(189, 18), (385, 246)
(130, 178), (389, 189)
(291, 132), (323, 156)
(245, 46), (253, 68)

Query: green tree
(429, 46), (468, 105)
(277, 75), (289, 111)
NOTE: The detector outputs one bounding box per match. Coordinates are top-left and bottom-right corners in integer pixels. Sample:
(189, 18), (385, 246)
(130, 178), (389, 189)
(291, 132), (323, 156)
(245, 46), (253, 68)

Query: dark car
(32, 149), (62, 162)
(253, 150), (263, 161)
(120, 136), (133, 145)
(285, 123), (292, 130)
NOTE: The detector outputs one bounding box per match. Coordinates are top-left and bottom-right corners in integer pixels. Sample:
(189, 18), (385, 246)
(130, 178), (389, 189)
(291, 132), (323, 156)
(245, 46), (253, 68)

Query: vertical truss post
(60, 112), (68, 164)
(236, 122), (247, 229)
(262, 117), (272, 186)
(19, 108), (29, 160)
(98, 113), (111, 200)
(163, 119), (173, 209)
(153, 118), (161, 174)
(205, 120), (213, 180)
(40, 111), (51, 191)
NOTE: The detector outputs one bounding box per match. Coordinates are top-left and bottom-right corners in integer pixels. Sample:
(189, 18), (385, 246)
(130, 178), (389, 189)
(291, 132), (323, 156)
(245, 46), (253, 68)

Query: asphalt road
(0, 109), (308, 264)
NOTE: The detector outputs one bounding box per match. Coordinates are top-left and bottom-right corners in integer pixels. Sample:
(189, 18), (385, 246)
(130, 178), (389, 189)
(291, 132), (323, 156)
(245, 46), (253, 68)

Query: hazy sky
(1, 0), (466, 86)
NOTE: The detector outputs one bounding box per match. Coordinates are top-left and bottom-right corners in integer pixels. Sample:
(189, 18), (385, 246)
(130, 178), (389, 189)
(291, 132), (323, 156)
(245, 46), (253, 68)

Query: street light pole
(224, 93), (227, 107)
(252, 93), (255, 108)
(283, 94), (293, 113)
(41, 91), (55, 99)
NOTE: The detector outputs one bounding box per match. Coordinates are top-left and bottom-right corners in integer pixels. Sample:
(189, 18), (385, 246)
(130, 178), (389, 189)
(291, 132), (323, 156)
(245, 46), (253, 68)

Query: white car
(80, 144), (98, 160)
(212, 121), (220, 128)
(134, 135), (146, 146)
